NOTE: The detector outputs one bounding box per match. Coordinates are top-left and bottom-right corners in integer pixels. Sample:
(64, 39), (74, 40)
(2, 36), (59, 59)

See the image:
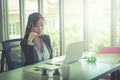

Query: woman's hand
(28, 32), (37, 44)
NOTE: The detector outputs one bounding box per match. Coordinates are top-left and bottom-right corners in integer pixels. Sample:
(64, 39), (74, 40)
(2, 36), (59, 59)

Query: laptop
(45, 41), (86, 65)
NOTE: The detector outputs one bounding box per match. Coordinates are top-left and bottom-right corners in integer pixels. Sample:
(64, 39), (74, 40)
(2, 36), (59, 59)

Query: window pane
(64, 0), (84, 53)
(43, 0), (60, 57)
(116, 0), (120, 46)
(8, 0), (20, 39)
(88, 0), (111, 52)
(24, 0), (38, 28)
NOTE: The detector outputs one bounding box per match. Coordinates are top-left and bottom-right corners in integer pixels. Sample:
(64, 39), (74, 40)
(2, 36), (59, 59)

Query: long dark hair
(24, 12), (45, 40)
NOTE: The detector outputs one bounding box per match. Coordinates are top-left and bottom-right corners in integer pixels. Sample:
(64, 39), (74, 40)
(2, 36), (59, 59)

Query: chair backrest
(0, 49), (2, 72)
(98, 47), (120, 54)
(1, 38), (24, 70)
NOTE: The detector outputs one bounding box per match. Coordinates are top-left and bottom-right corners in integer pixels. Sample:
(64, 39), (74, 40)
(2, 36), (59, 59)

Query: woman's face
(31, 18), (44, 35)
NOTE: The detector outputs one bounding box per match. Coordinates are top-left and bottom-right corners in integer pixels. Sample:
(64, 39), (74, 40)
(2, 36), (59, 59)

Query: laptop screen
(64, 41), (86, 64)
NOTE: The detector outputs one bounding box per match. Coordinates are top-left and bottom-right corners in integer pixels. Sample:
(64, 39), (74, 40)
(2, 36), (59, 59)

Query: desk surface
(0, 54), (120, 80)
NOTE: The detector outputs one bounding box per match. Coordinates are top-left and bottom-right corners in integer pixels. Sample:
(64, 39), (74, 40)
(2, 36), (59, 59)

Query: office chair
(98, 47), (120, 54)
(0, 49), (2, 73)
(1, 38), (24, 71)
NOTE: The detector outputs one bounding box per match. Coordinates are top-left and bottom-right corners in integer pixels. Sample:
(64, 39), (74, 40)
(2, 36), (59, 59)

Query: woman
(20, 12), (53, 65)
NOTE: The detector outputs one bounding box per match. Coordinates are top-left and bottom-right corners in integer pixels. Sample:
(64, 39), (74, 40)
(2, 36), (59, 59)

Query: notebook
(34, 63), (60, 71)
(45, 41), (86, 65)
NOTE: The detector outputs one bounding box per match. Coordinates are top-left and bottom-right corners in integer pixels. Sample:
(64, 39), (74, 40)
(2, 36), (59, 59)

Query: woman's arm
(20, 39), (38, 65)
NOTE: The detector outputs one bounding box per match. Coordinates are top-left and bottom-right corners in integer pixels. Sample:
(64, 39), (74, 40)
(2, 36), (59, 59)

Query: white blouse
(36, 41), (49, 61)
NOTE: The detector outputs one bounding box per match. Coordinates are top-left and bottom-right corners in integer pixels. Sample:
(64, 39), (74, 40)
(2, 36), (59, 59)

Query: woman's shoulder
(41, 34), (50, 38)
(20, 38), (28, 45)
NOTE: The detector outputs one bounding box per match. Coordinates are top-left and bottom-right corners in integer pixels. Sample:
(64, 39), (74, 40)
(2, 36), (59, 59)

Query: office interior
(0, 0), (120, 79)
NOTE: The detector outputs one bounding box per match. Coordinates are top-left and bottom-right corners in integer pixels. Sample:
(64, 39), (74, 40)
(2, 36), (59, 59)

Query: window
(43, 0), (60, 57)
(64, 0), (84, 54)
(8, 0), (20, 39)
(88, 0), (111, 52)
(116, 0), (120, 46)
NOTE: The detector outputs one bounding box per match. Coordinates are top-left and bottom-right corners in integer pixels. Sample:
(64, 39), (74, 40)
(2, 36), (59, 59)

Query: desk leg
(111, 70), (120, 80)
(117, 70), (120, 80)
